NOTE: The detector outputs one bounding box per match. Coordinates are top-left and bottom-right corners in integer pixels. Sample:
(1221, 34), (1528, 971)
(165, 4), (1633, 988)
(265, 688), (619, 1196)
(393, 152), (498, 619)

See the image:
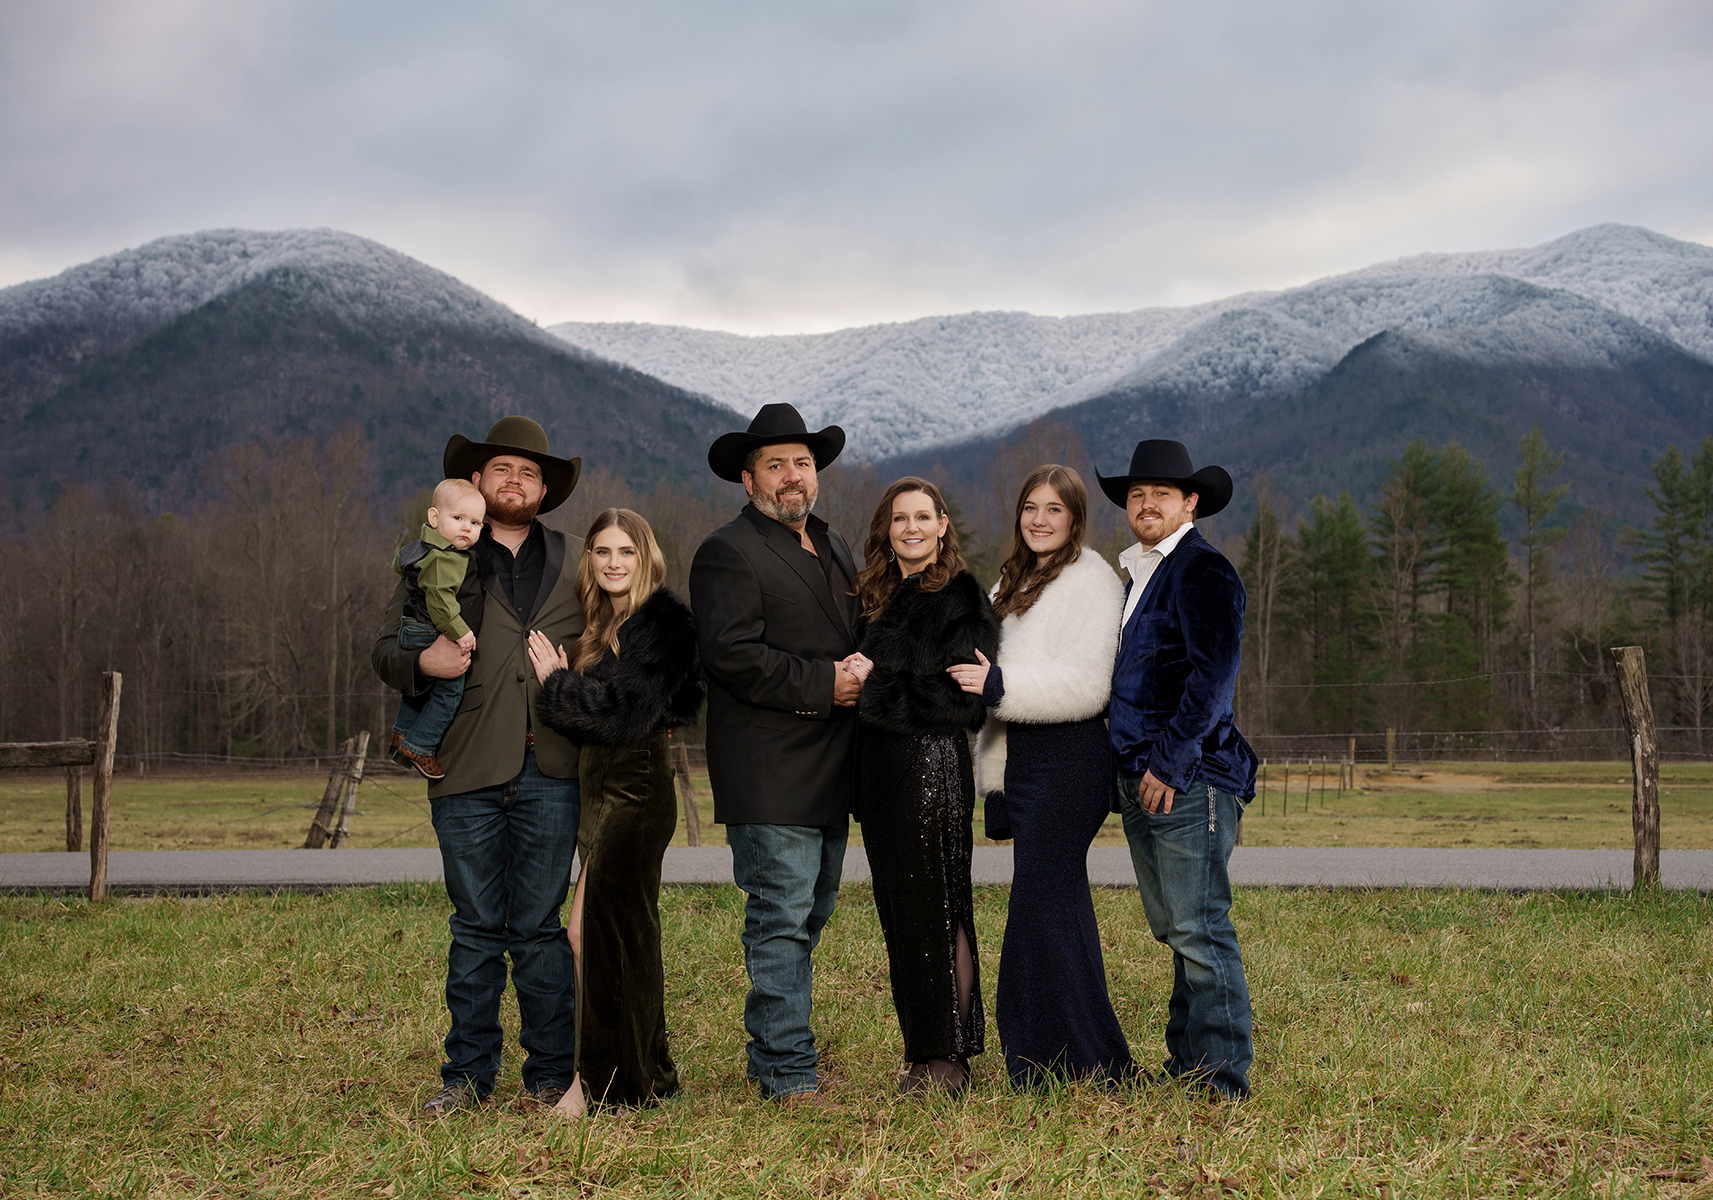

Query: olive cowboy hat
(1096, 439), (1233, 518)
(708, 402), (846, 484)
(443, 416), (582, 515)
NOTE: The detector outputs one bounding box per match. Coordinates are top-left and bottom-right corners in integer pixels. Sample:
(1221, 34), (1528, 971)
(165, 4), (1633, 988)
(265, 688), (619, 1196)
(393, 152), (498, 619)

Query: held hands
(1139, 769), (1176, 815)
(419, 634), (471, 679)
(527, 629), (570, 685)
(833, 652), (873, 707)
(456, 631), (477, 653)
(946, 648), (992, 696)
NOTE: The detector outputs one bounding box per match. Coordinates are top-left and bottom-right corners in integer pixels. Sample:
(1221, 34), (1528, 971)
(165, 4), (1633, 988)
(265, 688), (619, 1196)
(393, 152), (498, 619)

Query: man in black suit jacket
(689, 404), (863, 1105)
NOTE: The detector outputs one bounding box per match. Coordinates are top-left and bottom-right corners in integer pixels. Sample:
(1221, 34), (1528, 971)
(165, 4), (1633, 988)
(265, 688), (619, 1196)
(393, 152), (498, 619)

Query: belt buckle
(526, 732), (535, 748)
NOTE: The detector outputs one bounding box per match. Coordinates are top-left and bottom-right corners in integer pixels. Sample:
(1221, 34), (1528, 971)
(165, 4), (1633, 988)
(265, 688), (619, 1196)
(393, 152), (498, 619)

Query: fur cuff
(975, 714), (1006, 797)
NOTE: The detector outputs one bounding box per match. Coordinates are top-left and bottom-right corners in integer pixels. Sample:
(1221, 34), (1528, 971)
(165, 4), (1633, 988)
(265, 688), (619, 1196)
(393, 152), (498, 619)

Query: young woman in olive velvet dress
(528, 508), (703, 1115)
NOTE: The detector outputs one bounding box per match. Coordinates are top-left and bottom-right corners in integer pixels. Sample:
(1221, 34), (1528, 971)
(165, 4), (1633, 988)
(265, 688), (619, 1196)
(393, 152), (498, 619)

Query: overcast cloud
(2, 0), (1710, 333)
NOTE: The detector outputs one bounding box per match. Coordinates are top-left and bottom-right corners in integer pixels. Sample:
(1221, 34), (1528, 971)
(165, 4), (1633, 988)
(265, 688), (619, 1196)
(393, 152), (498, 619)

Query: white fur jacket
(974, 548), (1124, 797)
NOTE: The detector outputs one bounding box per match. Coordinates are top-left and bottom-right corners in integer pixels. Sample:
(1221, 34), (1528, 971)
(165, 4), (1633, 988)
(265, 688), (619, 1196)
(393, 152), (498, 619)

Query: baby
(390, 478), (486, 780)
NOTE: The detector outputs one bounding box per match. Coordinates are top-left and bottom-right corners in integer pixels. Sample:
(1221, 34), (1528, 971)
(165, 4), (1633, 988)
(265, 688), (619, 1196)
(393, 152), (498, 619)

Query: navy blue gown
(995, 716), (1135, 1086)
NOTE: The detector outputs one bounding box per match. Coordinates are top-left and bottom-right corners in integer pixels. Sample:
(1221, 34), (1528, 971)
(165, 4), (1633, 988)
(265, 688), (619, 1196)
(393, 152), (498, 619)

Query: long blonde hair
(852, 477), (969, 620)
(572, 508), (667, 673)
(991, 464), (1088, 620)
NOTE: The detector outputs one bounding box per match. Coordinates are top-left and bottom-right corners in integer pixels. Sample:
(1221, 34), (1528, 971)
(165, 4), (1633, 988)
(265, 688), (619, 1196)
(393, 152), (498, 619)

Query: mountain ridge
(549, 223), (1713, 462)
(0, 229), (731, 507)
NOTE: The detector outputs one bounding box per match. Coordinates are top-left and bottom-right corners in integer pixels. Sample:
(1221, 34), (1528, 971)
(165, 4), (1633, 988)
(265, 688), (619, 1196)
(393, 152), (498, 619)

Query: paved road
(4, 846), (1711, 893)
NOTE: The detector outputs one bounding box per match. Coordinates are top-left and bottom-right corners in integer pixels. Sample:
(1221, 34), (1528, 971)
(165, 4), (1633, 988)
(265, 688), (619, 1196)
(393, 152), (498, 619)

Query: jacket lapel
(767, 534), (850, 636)
(828, 528), (858, 592)
(748, 507), (851, 636)
(473, 539), (515, 623)
(528, 527), (565, 626)
(824, 525), (858, 635)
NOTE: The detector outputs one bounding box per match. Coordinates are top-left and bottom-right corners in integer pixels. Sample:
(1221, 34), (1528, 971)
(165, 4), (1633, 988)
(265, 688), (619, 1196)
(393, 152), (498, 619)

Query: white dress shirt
(1119, 521), (1194, 638)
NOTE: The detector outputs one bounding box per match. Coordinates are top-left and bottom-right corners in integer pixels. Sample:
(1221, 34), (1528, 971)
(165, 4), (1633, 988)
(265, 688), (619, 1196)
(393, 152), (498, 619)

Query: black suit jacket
(689, 505), (860, 825)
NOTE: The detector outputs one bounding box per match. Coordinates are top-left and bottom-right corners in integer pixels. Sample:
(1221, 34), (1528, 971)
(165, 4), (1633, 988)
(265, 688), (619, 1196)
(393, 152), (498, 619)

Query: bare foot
(552, 1075), (587, 1118)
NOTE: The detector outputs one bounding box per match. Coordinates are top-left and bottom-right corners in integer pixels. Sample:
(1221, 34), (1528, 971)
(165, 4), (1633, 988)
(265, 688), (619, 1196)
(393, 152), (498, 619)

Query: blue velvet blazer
(1110, 527), (1258, 799)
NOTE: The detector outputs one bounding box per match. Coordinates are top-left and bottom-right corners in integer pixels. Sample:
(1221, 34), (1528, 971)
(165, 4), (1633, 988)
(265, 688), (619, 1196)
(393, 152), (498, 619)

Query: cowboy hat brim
(708, 426), (846, 483)
(444, 435), (582, 516)
(1096, 464), (1233, 518)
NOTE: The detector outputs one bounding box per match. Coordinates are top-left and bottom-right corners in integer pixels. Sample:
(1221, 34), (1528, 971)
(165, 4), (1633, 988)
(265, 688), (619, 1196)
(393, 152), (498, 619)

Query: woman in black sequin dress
(849, 478), (1000, 1095)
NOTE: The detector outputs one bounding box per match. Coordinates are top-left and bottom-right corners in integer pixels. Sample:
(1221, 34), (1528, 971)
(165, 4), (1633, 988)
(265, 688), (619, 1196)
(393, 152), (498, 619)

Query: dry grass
(0, 768), (712, 854)
(2, 882), (1710, 1197)
(1231, 761), (1713, 850)
(4, 761), (1711, 855)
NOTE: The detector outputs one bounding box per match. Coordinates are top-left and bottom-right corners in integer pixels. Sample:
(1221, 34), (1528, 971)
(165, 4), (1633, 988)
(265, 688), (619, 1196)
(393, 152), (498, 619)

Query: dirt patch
(1357, 770), (1504, 792)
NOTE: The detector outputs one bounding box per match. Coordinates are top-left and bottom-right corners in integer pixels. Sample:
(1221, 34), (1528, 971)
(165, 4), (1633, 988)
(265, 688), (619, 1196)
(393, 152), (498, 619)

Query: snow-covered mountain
(550, 224), (1713, 462)
(0, 229), (727, 503)
(0, 227), (559, 349)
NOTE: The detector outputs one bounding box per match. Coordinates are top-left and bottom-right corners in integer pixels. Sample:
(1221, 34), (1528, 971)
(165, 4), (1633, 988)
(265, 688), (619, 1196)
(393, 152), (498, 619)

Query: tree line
(1236, 429), (1713, 759)
(3, 421), (1708, 763)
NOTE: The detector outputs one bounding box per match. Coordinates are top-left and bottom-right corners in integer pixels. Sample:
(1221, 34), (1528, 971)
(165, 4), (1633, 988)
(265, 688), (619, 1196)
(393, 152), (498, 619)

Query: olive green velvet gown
(573, 730), (681, 1106)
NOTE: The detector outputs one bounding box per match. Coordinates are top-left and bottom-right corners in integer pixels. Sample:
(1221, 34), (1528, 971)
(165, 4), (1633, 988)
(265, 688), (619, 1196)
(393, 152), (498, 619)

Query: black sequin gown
(856, 571), (1000, 1065)
(861, 728), (984, 1062)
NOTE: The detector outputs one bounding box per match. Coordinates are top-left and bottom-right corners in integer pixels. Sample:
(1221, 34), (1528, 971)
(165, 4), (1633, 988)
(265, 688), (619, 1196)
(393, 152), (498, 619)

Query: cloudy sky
(2, 0), (1710, 333)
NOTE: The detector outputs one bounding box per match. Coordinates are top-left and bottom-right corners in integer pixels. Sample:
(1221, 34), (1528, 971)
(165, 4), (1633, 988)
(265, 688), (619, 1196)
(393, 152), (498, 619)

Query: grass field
(2, 883), (1709, 1198)
(3, 761), (1711, 853)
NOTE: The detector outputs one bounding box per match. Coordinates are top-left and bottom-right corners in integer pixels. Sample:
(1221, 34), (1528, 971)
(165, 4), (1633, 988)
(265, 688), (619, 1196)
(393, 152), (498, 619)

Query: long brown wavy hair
(853, 477), (969, 619)
(572, 508), (667, 672)
(991, 464), (1088, 621)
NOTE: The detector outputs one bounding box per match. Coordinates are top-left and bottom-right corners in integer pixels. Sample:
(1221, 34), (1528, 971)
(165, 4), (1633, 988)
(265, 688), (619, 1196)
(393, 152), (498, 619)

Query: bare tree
(1512, 426), (1570, 724)
(1239, 476), (1292, 736)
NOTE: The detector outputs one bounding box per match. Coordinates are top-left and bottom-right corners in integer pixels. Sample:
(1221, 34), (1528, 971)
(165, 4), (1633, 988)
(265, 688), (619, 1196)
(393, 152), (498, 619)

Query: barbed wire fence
(2, 665), (1707, 772)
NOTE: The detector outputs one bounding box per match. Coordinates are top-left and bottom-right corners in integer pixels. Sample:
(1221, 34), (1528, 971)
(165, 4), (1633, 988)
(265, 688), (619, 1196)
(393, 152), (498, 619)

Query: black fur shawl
(857, 571), (1000, 736)
(535, 588), (705, 746)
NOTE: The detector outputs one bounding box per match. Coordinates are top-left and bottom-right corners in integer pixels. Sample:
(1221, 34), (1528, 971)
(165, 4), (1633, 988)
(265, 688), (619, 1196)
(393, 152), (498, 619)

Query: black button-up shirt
(804, 519), (854, 626)
(479, 521), (547, 622)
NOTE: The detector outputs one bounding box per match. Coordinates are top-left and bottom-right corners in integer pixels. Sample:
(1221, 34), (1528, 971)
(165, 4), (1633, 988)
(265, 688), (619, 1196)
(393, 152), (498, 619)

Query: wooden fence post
(1386, 727), (1396, 773)
(304, 737), (354, 849)
(672, 740), (702, 848)
(65, 766), (83, 852)
(329, 731), (372, 849)
(1610, 646), (1660, 889)
(89, 672), (122, 902)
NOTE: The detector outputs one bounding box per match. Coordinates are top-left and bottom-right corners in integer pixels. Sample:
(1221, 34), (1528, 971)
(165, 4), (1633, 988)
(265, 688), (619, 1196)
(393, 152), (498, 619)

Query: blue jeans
(727, 821), (848, 1098)
(1118, 773), (1253, 1099)
(393, 618), (465, 757)
(430, 748), (581, 1097)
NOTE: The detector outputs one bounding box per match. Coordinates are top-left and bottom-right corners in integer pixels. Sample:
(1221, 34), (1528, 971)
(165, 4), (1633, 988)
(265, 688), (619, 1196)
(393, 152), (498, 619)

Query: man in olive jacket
(372, 417), (586, 1115)
(689, 404), (863, 1105)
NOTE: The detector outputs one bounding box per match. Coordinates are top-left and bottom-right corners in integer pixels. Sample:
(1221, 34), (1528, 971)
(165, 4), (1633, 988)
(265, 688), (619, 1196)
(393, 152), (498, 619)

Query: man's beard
(753, 482), (816, 525)
(484, 489), (542, 525)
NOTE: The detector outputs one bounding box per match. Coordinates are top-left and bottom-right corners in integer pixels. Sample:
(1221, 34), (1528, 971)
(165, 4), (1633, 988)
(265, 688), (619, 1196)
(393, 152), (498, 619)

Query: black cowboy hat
(708, 402), (846, 483)
(443, 416), (582, 515)
(1096, 439), (1233, 518)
